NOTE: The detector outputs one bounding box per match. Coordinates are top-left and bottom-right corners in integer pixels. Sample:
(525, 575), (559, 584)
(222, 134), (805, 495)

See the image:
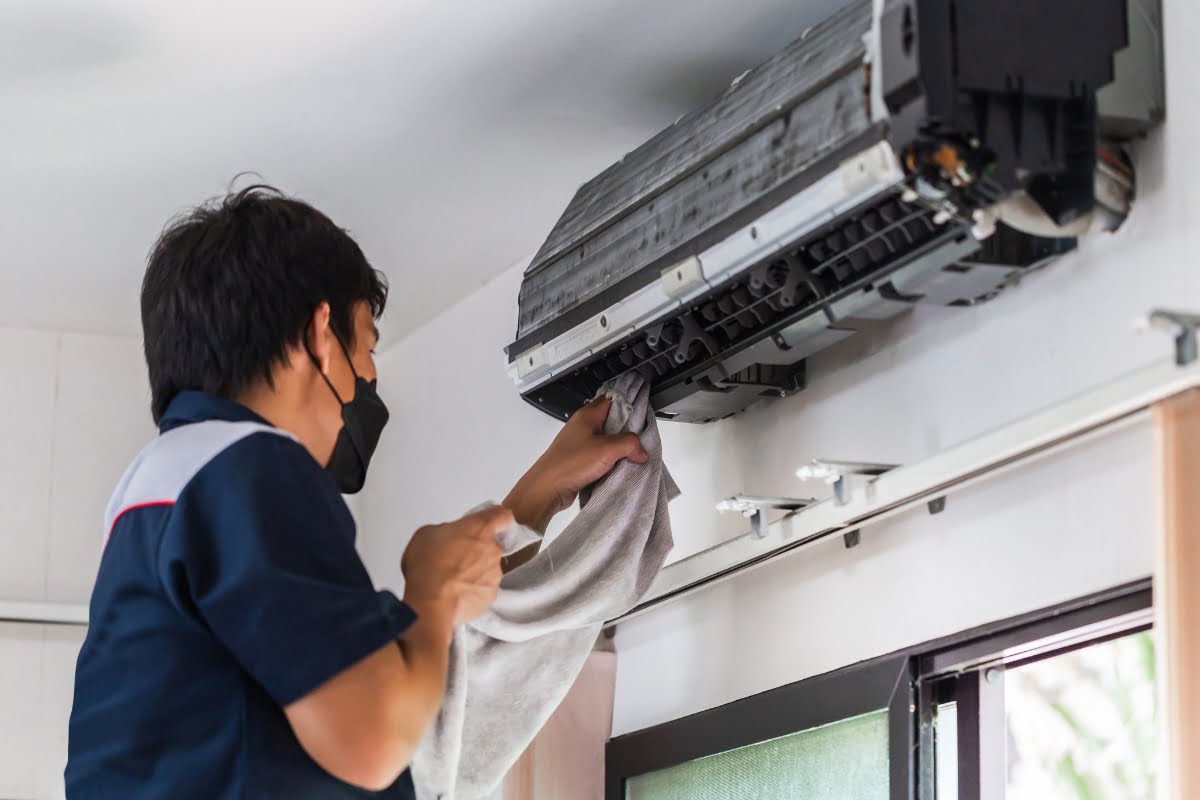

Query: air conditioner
(505, 0), (1164, 423)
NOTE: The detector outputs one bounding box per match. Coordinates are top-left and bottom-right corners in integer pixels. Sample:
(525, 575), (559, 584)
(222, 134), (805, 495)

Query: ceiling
(1, 0), (849, 343)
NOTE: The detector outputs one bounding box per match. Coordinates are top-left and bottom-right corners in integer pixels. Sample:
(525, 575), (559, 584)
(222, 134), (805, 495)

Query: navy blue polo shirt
(66, 391), (417, 799)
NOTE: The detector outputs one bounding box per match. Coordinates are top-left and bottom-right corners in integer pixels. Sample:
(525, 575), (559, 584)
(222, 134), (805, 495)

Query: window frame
(606, 652), (914, 800)
(605, 578), (1152, 800)
(918, 580), (1153, 800)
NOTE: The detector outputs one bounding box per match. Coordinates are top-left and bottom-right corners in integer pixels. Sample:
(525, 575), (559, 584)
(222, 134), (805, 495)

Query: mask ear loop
(333, 334), (363, 382)
(305, 337), (351, 407)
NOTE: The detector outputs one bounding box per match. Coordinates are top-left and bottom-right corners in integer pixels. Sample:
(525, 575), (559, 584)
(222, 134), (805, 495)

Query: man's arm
(500, 480), (555, 573)
(500, 396), (648, 572)
(283, 607), (453, 790)
(283, 507), (508, 791)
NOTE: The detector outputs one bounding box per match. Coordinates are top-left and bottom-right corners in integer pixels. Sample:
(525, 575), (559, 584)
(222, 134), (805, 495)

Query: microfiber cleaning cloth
(411, 372), (677, 800)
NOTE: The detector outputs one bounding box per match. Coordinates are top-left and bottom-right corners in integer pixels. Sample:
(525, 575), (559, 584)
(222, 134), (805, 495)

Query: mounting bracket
(1144, 309), (1200, 366)
(795, 459), (899, 505)
(716, 494), (817, 539)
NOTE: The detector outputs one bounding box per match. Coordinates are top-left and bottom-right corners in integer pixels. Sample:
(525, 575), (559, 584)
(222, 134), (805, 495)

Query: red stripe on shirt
(106, 500), (176, 542)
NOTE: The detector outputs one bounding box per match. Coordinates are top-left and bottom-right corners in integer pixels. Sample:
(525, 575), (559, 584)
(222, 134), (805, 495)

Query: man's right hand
(285, 506), (511, 791)
(401, 506), (510, 626)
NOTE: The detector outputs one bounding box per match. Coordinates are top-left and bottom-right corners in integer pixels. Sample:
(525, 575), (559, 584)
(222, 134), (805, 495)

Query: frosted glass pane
(626, 710), (888, 800)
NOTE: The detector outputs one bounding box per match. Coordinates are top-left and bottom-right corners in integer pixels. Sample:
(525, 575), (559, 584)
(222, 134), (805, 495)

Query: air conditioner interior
(506, 0), (1163, 424)
(524, 202), (1074, 424)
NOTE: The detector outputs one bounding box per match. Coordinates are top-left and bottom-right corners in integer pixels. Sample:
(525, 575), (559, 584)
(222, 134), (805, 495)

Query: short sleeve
(163, 432), (416, 706)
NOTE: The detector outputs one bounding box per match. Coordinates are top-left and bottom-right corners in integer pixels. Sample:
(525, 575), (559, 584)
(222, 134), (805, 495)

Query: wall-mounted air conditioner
(506, 0), (1164, 423)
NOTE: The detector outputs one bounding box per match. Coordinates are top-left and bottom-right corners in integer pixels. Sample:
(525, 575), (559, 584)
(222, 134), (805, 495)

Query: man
(65, 185), (647, 798)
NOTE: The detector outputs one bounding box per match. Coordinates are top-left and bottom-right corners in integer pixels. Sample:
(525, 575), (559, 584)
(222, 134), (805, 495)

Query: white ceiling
(1, 0), (848, 343)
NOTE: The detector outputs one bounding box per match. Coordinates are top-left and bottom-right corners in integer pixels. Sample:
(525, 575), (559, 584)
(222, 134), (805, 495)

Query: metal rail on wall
(606, 308), (1200, 626)
(0, 600), (89, 626)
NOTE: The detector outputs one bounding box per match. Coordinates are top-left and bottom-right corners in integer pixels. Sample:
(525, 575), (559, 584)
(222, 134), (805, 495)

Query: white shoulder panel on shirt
(103, 420), (296, 539)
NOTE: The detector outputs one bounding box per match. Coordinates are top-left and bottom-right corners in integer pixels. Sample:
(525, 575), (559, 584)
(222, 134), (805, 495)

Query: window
(1006, 632), (1156, 799)
(922, 582), (1154, 800)
(626, 710), (889, 800)
(606, 655), (913, 800)
(607, 580), (1152, 800)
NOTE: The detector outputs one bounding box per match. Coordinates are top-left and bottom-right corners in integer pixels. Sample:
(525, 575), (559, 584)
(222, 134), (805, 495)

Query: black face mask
(315, 337), (390, 494)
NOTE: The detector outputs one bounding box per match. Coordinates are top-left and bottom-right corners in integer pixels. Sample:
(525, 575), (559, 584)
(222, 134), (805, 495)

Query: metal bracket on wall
(716, 495), (817, 539)
(612, 357), (1200, 626)
(1143, 309), (1200, 366)
(795, 459), (899, 505)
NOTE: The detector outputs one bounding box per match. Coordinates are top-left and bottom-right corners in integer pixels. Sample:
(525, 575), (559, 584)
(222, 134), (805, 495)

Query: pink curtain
(503, 650), (617, 800)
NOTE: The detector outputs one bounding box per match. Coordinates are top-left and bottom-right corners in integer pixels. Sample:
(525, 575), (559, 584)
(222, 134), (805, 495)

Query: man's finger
(606, 431), (648, 465)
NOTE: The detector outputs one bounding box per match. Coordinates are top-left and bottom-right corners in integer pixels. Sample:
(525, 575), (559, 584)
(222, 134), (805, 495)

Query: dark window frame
(606, 652), (914, 800)
(605, 578), (1152, 800)
(920, 581), (1153, 800)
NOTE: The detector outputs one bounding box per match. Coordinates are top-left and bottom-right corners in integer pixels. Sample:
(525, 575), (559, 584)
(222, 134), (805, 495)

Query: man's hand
(504, 396), (648, 534)
(286, 507), (510, 792)
(401, 506), (510, 626)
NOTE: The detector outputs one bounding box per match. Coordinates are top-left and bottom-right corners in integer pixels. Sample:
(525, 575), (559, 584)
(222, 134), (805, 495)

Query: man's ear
(305, 302), (334, 375)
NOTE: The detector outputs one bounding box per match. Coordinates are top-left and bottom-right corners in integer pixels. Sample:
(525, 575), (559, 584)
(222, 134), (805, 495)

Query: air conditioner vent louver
(537, 193), (963, 418)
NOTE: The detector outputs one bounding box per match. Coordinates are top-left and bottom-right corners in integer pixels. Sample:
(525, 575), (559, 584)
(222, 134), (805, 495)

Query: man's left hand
(504, 396), (648, 534)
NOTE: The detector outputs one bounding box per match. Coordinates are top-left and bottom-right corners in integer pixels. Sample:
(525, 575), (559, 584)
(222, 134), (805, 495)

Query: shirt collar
(159, 391), (273, 433)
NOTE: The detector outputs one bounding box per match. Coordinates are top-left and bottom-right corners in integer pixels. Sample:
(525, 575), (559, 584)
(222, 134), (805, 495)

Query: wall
(0, 328), (153, 799)
(360, 0), (1198, 744)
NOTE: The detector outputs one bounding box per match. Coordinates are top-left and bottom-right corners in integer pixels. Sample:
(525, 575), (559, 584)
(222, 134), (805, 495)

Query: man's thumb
(580, 395), (613, 429)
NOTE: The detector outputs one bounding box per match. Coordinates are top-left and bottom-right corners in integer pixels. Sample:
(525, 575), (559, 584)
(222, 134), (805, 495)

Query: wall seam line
(43, 334), (64, 604)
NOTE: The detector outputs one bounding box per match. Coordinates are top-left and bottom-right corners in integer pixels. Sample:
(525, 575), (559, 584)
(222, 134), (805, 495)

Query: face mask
(315, 336), (390, 494)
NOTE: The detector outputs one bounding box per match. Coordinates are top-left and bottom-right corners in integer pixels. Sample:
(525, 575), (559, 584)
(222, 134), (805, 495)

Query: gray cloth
(411, 373), (678, 800)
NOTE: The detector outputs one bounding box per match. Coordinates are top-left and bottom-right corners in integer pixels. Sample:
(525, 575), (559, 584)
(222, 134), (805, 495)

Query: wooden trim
(505, 650), (617, 800)
(1153, 388), (1200, 800)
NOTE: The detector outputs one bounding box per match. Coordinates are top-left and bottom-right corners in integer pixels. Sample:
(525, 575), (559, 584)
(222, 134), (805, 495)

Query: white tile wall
(0, 328), (151, 605)
(0, 327), (147, 798)
(0, 622), (47, 799)
(38, 625), (87, 800)
(0, 623), (85, 800)
(47, 333), (154, 604)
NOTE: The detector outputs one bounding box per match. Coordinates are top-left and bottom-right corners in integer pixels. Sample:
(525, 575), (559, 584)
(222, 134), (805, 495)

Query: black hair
(141, 184), (388, 422)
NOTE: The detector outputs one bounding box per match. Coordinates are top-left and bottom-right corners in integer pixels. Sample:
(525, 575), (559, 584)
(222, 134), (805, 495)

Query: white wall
(0, 327), (152, 799)
(360, 0), (1199, 743)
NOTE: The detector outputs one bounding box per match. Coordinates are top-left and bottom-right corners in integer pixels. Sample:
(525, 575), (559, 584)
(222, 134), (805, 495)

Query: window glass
(626, 709), (888, 800)
(936, 701), (959, 800)
(1007, 632), (1157, 800)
